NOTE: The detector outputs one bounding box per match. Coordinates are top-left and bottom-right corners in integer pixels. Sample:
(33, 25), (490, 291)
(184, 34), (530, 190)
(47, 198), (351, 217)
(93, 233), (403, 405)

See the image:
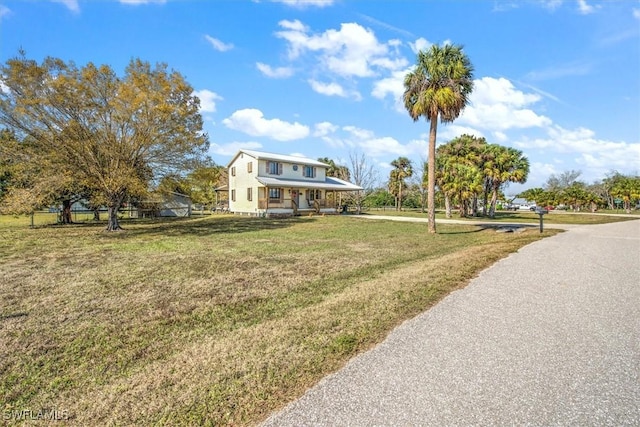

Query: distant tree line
(519, 170), (640, 213)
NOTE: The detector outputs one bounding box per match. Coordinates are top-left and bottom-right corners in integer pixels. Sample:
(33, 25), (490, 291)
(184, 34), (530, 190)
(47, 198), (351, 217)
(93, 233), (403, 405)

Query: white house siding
(228, 152), (260, 214)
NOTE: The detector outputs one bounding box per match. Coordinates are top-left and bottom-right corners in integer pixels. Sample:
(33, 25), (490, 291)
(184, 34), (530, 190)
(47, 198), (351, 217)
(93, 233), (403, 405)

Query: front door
(291, 190), (299, 209)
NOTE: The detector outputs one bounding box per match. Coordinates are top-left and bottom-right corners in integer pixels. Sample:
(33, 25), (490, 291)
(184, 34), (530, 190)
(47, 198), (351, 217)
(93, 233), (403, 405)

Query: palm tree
(318, 157), (350, 181)
(483, 145), (530, 218)
(436, 135), (485, 218)
(389, 157), (413, 210)
(404, 44), (474, 232)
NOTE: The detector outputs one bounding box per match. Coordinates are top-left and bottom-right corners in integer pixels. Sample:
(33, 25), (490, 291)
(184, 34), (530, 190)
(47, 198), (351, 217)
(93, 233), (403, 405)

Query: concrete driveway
(262, 219), (640, 426)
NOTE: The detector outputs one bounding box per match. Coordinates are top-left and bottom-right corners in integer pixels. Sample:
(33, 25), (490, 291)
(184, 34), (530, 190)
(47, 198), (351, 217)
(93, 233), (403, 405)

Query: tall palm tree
(389, 156), (413, 210)
(404, 44), (474, 233)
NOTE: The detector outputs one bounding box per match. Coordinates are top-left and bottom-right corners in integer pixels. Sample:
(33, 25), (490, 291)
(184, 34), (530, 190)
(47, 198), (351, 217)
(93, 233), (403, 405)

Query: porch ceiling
(256, 176), (362, 191)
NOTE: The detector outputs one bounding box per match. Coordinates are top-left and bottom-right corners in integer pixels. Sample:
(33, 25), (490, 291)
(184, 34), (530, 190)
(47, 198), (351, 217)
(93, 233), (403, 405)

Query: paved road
(262, 219), (640, 426)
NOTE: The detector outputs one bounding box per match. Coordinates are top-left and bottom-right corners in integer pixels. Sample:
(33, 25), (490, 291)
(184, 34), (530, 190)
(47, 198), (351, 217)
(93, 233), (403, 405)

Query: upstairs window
(231, 166), (236, 177)
(303, 166), (316, 178)
(267, 161), (282, 175)
(247, 162), (253, 173)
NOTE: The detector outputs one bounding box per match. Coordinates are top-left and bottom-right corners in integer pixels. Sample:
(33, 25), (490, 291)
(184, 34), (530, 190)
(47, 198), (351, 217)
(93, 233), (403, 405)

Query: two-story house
(227, 149), (362, 216)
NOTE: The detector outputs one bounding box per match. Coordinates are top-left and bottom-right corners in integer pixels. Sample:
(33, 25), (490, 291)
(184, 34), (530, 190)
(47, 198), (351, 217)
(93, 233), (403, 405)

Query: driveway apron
(262, 219), (640, 426)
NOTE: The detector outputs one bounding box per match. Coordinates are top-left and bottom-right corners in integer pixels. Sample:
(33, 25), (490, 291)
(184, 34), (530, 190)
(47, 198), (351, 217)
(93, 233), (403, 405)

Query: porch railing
(258, 198), (339, 210)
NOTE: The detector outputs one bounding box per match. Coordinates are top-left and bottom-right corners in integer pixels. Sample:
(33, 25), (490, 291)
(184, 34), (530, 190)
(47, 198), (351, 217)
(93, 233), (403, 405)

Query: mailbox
(534, 207), (548, 232)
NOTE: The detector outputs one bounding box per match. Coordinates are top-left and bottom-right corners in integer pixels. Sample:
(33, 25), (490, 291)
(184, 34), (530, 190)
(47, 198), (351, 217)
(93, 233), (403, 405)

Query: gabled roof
(227, 149), (329, 168)
(256, 176), (363, 191)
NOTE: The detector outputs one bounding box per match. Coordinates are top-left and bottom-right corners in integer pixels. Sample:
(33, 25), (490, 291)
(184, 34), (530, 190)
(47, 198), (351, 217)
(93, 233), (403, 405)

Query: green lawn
(1, 214), (558, 425)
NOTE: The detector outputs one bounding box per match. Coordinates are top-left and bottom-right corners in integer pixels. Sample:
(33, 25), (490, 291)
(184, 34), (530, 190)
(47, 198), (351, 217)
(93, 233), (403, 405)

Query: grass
(1, 214), (559, 425)
(364, 208), (639, 225)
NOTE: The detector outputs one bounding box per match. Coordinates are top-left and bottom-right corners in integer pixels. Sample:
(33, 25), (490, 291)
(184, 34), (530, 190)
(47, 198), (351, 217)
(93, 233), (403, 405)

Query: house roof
(227, 149), (329, 168)
(256, 176), (363, 191)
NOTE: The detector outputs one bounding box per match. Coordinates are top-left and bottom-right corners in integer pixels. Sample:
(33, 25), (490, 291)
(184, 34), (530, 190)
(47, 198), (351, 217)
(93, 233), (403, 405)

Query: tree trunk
(488, 187), (499, 218)
(471, 195), (479, 217)
(105, 193), (125, 231)
(427, 116), (437, 233)
(93, 209), (101, 221)
(61, 199), (73, 224)
(444, 195), (452, 218)
(482, 183), (489, 216)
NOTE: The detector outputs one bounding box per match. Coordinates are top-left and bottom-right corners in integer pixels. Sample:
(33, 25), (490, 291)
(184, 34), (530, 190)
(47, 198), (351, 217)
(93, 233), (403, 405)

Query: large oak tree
(0, 53), (209, 230)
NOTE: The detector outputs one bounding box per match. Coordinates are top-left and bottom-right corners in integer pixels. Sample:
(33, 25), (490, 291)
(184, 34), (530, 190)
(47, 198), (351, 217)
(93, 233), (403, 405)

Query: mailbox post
(535, 207), (548, 233)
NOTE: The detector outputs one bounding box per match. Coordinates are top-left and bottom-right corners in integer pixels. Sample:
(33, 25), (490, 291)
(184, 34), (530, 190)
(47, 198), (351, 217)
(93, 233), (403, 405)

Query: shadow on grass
(109, 215), (310, 238)
(437, 222), (538, 235)
(28, 215), (310, 237)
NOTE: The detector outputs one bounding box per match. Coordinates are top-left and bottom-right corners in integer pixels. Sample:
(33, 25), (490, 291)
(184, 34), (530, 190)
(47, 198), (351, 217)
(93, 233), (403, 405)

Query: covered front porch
(255, 176), (362, 217)
(257, 188), (343, 216)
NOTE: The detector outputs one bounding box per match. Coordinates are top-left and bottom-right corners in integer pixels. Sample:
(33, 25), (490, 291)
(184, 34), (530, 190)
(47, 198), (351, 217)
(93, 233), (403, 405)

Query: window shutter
(278, 163), (283, 175)
(313, 167), (317, 178)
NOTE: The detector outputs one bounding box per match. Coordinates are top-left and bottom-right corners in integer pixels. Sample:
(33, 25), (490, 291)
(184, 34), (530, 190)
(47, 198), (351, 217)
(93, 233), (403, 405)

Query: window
(268, 188), (282, 201)
(231, 189), (236, 202)
(247, 162), (253, 173)
(247, 188), (253, 201)
(303, 166), (316, 178)
(308, 189), (321, 201)
(267, 161), (282, 175)
(231, 166), (236, 177)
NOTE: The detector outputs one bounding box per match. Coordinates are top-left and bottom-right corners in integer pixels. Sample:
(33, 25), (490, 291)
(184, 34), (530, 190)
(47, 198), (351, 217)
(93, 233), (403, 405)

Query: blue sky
(1, 0), (639, 193)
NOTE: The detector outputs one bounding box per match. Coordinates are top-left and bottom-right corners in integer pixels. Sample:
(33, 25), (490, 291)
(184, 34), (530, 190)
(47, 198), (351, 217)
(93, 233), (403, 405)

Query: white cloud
(539, 0), (563, 11)
(459, 77), (552, 131)
(371, 68), (410, 112)
(577, 0), (595, 15)
(359, 136), (412, 157)
(343, 125), (375, 140)
(52, 0), (79, 13)
(0, 5), (11, 21)
(256, 63), (294, 78)
(120, 0), (166, 4)
(340, 126), (413, 157)
(308, 79), (360, 99)
(0, 80), (9, 94)
(313, 121), (338, 137)
(271, 0), (335, 8)
(514, 125), (640, 179)
(209, 141), (263, 157)
(222, 108), (310, 141)
(634, 9), (640, 20)
(193, 89), (223, 113)
(275, 20), (407, 78)
(409, 37), (431, 54)
(204, 35), (234, 52)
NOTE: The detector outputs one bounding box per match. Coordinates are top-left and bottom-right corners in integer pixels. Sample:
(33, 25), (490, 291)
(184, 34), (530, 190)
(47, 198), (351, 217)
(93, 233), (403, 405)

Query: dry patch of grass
(0, 215), (555, 425)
